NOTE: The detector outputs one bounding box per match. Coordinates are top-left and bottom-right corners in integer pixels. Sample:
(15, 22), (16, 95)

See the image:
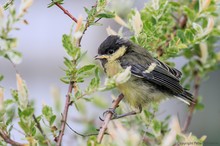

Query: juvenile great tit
(96, 35), (193, 118)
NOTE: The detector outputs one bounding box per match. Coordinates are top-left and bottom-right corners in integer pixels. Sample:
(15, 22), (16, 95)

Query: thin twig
(97, 94), (124, 143)
(54, 1), (99, 145)
(53, 1), (78, 23)
(0, 129), (26, 146)
(77, 3), (99, 47)
(56, 82), (74, 146)
(65, 122), (106, 137)
(182, 73), (200, 133)
(33, 114), (51, 146)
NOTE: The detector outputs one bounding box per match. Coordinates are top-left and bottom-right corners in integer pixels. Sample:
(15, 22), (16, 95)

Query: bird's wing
(121, 62), (183, 93)
(154, 58), (182, 79)
(120, 55), (193, 103)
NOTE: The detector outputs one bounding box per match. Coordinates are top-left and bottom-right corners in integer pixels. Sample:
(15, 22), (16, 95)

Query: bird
(95, 35), (194, 119)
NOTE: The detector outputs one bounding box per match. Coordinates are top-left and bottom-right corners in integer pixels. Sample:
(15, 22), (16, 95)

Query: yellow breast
(104, 61), (123, 77)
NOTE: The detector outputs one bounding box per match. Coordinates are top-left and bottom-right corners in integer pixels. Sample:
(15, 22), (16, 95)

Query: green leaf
(96, 11), (115, 18)
(145, 131), (155, 138)
(195, 103), (205, 111)
(77, 51), (87, 63)
(176, 30), (186, 43)
(176, 134), (184, 142)
(4, 99), (14, 106)
(48, 0), (64, 8)
(185, 29), (194, 42)
(31, 126), (37, 136)
(183, 6), (195, 21)
(192, 23), (203, 34)
(5, 50), (22, 64)
(21, 107), (34, 117)
(3, 0), (14, 10)
(84, 7), (90, 15)
(152, 119), (161, 133)
(42, 105), (55, 125)
(76, 77), (84, 83)
(11, 89), (19, 102)
(87, 136), (98, 146)
(60, 76), (70, 84)
(0, 74), (3, 81)
(62, 34), (80, 59)
(18, 120), (29, 134)
(143, 110), (153, 119)
(77, 65), (96, 75)
(62, 34), (73, 55)
(49, 115), (56, 126)
(169, 1), (180, 7)
(63, 57), (73, 68)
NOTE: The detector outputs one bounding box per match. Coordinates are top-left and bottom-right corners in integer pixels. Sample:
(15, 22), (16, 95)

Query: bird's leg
(101, 106), (142, 120)
(99, 99), (121, 121)
(111, 106), (142, 120)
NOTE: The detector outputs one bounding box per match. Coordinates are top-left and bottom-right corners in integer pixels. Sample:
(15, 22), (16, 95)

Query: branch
(56, 82), (74, 146)
(182, 72), (200, 133)
(0, 130), (26, 146)
(97, 94), (124, 143)
(77, 4), (99, 47)
(33, 114), (51, 146)
(53, 2), (78, 23)
(54, 2), (99, 145)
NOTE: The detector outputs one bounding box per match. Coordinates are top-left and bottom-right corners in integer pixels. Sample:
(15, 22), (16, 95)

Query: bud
(0, 5), (4, 18)
(205, 17), (214, 34)
(106, 26), (118, 35)
(0, 87), (4, 110)
(0, 5), (4, 28)
(114, 15), (128, 28)
(75, 15), (83, 32)
(129, 9), (143, 35)
(200, 42), (208, 64)
(16, 74), (28, 109)
(217, 52), (220, 61)
(199, 0), (211, 12)
(18, 0), (33, 17)
(114, 66), (131, 85)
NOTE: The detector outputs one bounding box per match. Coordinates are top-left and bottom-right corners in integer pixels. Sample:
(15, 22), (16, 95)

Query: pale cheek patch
(143, 63), (157, 73)
(108, 45), (127, 62)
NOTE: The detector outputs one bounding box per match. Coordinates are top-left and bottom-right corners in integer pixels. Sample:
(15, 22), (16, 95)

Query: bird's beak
(94, 55), (109, 60)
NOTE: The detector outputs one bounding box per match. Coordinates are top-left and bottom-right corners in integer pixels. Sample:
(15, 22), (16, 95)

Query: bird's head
(95, 35), (130, 62)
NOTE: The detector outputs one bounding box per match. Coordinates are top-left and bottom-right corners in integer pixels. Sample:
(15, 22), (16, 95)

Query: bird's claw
(101, 108), (118, 120)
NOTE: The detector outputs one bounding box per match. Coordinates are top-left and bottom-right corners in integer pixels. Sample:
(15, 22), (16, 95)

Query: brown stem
(53, 1), (98, 145)
(0, 130), (26, 146)
(33, 114), (51, 146)
(54, 2), (78, 23)
(97, 94), (124, 143)
(182, 73), (200, 133)
(56, 82), (74, 146)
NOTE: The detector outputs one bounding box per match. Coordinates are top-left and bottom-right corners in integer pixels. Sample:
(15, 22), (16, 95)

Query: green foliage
(48, 0), (64, 8)
(0, 0), (219, 145)
(0, 0), (32, 64)
(42, 105), (56, 126)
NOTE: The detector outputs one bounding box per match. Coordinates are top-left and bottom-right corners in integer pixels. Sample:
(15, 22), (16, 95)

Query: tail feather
(177, 90), (195, 105)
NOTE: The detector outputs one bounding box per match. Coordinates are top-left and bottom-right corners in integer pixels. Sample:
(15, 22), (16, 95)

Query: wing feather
(120, 56), (184, 95)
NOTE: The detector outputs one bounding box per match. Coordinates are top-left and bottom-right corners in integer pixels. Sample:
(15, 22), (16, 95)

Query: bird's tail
(176, 90), (195, 105)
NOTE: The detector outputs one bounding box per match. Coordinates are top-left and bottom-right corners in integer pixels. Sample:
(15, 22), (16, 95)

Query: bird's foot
(99, 108), (118, 121)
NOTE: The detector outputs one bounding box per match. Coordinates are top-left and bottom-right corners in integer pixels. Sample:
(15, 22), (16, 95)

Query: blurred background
(0, 0), (219, 145)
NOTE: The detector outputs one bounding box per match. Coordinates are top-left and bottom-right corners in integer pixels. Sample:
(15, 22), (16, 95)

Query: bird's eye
(108, 49), (115, 54)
